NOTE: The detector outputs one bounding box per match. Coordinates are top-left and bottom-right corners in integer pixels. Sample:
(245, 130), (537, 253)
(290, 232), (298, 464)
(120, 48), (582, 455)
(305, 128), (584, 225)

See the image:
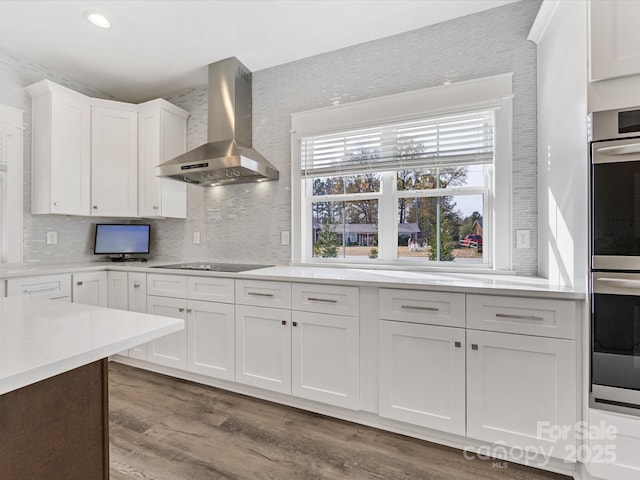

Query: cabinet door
(187, 300), (235, 380)
(128, 272), (148, 360)
(466, 330), (576, 456)
(379, 320), (466, 435)
(291, 311), (359, 410)
(90, 106), (138, 217)
(72, 272), (108, 307)
(29, 87), (91, 216)
(589, 409), (640, 480)
(590, 1), (640, 81)
(138, 104), (187, 218)
(235, 305), (291, 394)
(146, 295), (188, 369)
(107, 271), (128, 310)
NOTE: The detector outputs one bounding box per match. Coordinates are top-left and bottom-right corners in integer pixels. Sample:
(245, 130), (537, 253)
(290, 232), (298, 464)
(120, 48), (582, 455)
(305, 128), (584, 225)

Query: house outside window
(291, 74), (514, 271)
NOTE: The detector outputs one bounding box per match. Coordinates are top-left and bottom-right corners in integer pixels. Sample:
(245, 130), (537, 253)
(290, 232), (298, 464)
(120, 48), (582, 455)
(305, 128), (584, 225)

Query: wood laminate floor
(109, 363), (570, 480)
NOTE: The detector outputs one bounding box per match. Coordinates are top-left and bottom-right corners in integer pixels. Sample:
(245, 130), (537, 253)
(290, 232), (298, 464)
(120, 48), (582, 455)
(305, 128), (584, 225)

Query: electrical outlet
(193, 231), (201, 244)
(516, 229), (530, 249)
(46, 231), (58, 245)
(281, 231), (290, 246)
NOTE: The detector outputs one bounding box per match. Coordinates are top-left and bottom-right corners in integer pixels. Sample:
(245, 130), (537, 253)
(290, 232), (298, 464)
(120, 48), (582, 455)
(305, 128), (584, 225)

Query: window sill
(293, 260), (516, 276)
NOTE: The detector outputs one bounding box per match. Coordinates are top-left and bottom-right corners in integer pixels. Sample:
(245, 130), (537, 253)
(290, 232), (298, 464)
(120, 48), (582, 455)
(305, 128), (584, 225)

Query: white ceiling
(0, 0), (520, 102)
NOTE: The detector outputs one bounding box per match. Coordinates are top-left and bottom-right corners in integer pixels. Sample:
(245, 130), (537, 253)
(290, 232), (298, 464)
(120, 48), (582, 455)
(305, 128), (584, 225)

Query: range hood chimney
(156, 57), (279, 186)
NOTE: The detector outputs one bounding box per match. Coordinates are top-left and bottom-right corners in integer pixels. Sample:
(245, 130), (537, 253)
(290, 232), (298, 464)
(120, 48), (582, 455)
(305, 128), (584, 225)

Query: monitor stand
(109, 254), (128, 262)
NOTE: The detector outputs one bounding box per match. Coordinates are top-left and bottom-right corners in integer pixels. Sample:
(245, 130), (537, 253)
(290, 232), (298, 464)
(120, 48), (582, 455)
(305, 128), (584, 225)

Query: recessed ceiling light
(84, 11), (111, 29)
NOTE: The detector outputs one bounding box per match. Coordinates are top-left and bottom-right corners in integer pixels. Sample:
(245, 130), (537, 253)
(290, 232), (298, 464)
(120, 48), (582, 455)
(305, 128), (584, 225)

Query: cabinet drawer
(6, 274), (71, 300)
(466, 295), (576, 339)
(188, 276), (234, 303)
(292, 283), (359, 317)
(147, 273), (188, 298)
(379, 289), (465, 328)
(236, 280), (291, 309)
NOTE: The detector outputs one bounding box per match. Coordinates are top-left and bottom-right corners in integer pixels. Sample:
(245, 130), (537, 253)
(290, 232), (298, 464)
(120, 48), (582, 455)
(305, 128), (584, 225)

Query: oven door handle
(595, 277), (640, 290)
(595, 143), (640, 156)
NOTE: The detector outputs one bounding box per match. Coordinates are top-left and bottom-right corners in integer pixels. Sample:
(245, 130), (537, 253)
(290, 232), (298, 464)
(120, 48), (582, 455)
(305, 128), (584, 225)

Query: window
(291, 74), (513, 271)
(0, 104), (23, 264)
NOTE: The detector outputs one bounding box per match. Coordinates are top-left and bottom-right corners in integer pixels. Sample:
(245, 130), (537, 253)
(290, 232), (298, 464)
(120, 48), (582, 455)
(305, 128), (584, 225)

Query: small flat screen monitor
(94, 224), (150, 259)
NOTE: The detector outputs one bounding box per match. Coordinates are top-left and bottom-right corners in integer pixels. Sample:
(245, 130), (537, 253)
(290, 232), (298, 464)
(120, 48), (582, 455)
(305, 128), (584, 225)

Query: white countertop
(0, 261), (585, 300)
(0, 296), (184, 395)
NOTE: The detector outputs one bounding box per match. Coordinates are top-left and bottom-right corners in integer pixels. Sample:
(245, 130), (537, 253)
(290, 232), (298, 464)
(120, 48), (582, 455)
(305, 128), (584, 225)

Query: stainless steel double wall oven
(590, 107), (640, 415)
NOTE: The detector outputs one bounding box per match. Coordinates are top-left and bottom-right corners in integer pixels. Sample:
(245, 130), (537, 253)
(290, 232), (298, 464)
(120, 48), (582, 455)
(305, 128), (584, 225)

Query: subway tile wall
(1, 0), (541, 274)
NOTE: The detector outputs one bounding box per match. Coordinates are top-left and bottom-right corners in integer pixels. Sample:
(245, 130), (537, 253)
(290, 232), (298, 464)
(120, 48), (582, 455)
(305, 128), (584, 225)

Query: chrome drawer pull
(247, 292), (274, 297)
(307, 297), (337, 303)
(23, 285), (59, 294)
(495, 313), (544, 321)
(401, 305), (439, 312)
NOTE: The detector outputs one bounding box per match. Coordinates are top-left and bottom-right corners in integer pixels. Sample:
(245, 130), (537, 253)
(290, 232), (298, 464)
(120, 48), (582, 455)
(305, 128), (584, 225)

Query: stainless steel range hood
(156, 57), (278, 186)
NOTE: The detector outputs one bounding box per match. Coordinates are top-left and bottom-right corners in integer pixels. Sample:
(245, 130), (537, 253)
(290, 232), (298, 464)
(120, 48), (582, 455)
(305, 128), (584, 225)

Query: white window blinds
(301, 109), (495, 177)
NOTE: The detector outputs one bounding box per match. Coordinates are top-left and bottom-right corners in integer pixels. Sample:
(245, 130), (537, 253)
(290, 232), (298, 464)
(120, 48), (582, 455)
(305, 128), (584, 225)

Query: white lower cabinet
(466, 329), (577, 456)
(291, 311), (359, 410)
(72, 271), (107, 306)
(235, 305), (292, 394)
(588, 409), (640, 480)
(379, 320), (466, 435)
(128, 272), (148, 359)
(146, 295), (188, 369)
(188, 299), (235, 381)
(107, 271), (129, 310)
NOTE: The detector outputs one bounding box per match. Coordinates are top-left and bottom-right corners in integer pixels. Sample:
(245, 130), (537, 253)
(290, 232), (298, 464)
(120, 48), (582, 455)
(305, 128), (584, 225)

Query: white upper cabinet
(26, 80), (188, 218)
(26, 81), (91, 215)
(91, 104), (138, 217)
(590, 1), (640, 81)
(138, 100), (188, 218)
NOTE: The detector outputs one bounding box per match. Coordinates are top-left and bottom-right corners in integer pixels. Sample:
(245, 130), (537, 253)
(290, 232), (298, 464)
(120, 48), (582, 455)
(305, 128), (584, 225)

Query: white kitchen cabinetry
(588, 409), (640, 480)
(107, 271), (129, 311)
(188, 299), (235, 380)
(146, 295), (188, 369)
(590, 1), (640, 82)
(72, 271), (108, 306)
(379, 320), (466, 435)
(0, 280), (5, 297)
(6, 274), (71, 301)
(292, 310), (359, 409)
(378, 288), (466, 435)
(235, 281), (360, 410)
(25, 81), (91, 215)
(465, 294), (577, 457)
(145, 273), (235, 379)
(235, 304), (292, 393)
(128, 272), (148, 359)
(466, 329), (576, 455)
(25, 79), (188, 219)
(90, 105), (138, 217)
(138, 100), (188, 218)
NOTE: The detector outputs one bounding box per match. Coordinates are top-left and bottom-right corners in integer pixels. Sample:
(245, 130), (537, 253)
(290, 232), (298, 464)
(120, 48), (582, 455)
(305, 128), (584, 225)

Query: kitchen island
(0, 296), (184, 480)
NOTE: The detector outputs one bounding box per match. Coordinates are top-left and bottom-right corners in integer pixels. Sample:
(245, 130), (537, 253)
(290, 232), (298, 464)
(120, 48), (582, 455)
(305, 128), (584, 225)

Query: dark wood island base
(0, 359), (109, 480)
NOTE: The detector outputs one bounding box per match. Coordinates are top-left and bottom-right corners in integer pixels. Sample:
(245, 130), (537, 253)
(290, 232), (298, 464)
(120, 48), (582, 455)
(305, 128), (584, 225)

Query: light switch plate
(516, 229), (530, 249)
(46, 231), (58, 245)
(281, 231), (290, 246)
(193, 231), (201, 244)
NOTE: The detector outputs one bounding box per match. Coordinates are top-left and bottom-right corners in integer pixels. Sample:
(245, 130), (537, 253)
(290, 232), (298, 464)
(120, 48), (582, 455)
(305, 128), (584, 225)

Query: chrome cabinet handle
(281, 320), (287, 326)
(76, 281), (83, 286)
(187, 308), (192, 313)
(248, 292), (274, 297)
(307, 297), (337, 303)
(495, 313), (543, 321)
(133, 281), (140, 288)
(53, 202), (60, 206)
(93, 205), (98, 209)
(454, 341), (462, 348)
(471, 344), (478, 350)
(401, 305), (439, 312)
(178, 307), (185, 312)
(23, 285), (59, 294)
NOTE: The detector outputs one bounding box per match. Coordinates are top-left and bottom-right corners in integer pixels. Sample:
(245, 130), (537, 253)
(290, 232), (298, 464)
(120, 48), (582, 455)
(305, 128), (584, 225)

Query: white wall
(532, 0), (588, 290)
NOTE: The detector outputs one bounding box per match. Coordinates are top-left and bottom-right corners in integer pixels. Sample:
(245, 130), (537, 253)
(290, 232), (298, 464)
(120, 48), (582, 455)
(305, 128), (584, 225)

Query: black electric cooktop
(152, 262), (274, 273)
